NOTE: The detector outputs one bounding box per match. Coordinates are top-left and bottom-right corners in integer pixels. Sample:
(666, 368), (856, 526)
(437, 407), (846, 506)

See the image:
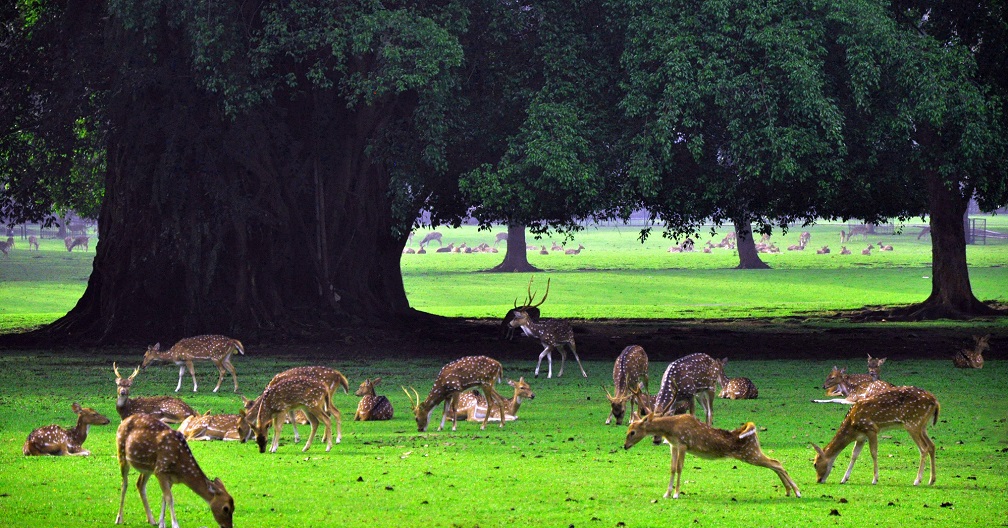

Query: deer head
(114, 362), (140, 402)
(140, 343), (162, 370)
(356, 377), (382, 397)
(403, 386), (430, 431)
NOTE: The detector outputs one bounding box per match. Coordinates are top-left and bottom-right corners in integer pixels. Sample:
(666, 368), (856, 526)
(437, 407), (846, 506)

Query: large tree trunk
(732, 219), (770, 270)
(489, 223), (540, 272)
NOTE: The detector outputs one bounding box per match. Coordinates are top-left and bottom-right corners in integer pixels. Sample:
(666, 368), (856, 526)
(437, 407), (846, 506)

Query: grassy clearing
(0, 353), (1005, 527)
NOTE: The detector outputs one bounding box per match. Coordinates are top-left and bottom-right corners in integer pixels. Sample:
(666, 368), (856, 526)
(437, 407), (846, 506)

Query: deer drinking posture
(508, 278), (586, 378)
(23, 402), (110, 456)
(354, 377), (394, 421)
(404, 355), (507, 432)
(251, 376), (337, 453)
(653, 353), (728, 426)
(812, 386), (939, 485)
(445, 377), (535, 422)
(115, 413), (234, 528)
(604, 345), (649, 425)
(953, 334), (989, 368)
(624, 409), (801, 499)
(142, 335), (245, 393)
(719, 377), (759, 400)
(114, 364), (196, 423)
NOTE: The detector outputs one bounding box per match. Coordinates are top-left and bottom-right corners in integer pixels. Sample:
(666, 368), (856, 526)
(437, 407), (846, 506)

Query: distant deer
(178, 410), (251, 442)
(27, 235), (39, 251)
(877, 241), (893, 251)
(840, 246), (851, 255)
(799, 231), (811, 247)
(403, 247), (416, 254)
(604, 345), (649, 425)
(250, 376), (337, 453)
(493, 232), (508, 247)
(624, 408), (801, 499)
(65, 235), (89, 252)
(403, 355), (507, 432)
(539, 245), (549, 255)
(508, 278), (587, 378)
(719, 377), (758, 400)
(954, 334), (989, 368)
(551, 241), (563, 251)
(861, 244), (873, 255)
(435, 242), (455, 253)
(846, 224), (870, 241)
(812, 386), (939, 485)
(5, 236), (13, 248)
(115, 413), (234, 528)
(113, 363), (196, 423)
(445, 377), (535, 423)
(354, 377), (394, 421)
(815, 246), (830, 254)
(653, 353), (729, 426)
(419, 231), (443, 247)
(0, 240), (10, 256)
(501, 277), (542, 340)
(917, 226), (931, 240)
(142, 335), (245, 393)
(23, 402), (110, 456)
(564, 244), (585, 255)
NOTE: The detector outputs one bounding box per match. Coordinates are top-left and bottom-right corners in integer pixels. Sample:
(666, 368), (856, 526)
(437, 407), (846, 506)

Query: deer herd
(21, 303), (992, 525)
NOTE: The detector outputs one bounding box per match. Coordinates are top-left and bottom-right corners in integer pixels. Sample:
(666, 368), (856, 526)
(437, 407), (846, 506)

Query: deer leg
(698, 391), (713, 425)
(156, 477), (177, 528)
(317, 408), (333, 452)
(841, 439), (866, 484)
(116, 463), (130, 524)
(535, 346), (551, 378)
(223, 358), (239, 392)
(136, 473), (156, 525)
(867, 432), (881, 485)
(175, 365), (186, 392)
(185, 360), (198, 392)
(288, 411), (301, 443)
(211, 360), (226, 393)
(557, 349), (566, 378)
(744, 449), (801, 498)
(301, 410), (319, 452)
(271, 415), (284, 453)
(923, 428), (936, 485)
(568, 340), (588, 378)
(439, 396), (452, 431)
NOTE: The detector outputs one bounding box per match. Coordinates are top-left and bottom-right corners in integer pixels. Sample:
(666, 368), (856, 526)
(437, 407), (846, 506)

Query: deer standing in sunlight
(508, 277), (587, 378)
(23, 402), (110, 456)
(404, 355), (507, 432)
(142, 335), (245, 393)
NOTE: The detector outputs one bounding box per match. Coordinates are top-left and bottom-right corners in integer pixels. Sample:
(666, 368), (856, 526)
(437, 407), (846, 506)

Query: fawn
(354, 377), (394, 421)
(953, 334), (989, 368)
(719, 377), (759, 399)
(23, 402), (110, 456)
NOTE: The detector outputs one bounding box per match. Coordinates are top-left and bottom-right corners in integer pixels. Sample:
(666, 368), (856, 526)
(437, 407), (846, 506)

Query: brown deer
(115, 413), (234, 528)
(501, 277), (544, 340)
(493, 232), (508, 247)
(861, 244), (873, 255)
(178, 410), (251, 442)
(719, 377), (758, 399)
(65, 235), (89, 251)
(840, 246), (851, 255)
(953, 334), (989, 368)
(114, 363), (196, 423)
(419, 231), (443, 247)
(564, 243), (585, 255)
(821, 356), (886, 397)
(354, 377), (394, 421)
(250, 376), (337, 453)
(27, 235), (39, 251)
(0, 240), (10, 256)
(812, 386), (940, 485)
(240, 394), (310, 442)
(141, 335), (245, 393)
(815, 245), (830, 254)
(814, 378), (894, 404)
(877, 241), (893, 251)
(624, 408), (801, 499)
(403, 355), (507, 432)
(551, 241), (563, 251)
(539, 245), (549, 255)
(435, 242), (455, 253)
(509, 278), (586, 378)
(604, 345), (649, 425)
(653, 353), (729, 426)
(23, 402), (111, 456)
(261, 366), (347, 440)
(445, 377), (535, 423)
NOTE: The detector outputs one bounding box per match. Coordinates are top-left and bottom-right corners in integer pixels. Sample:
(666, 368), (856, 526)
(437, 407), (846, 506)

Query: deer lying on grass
(840, 246), (851, 255)
(445, 377), (535, 422)
(142, 335), (245, 393)
(564, 243), (585, 255)
(178, 410), (251, 442)
(653, 353), (729, 426)
(812, 386), (939, 485)
(815, 245), (830, 254)
(604, 345), (649, 425)
(114, 363), (196, 423)
(509, 278), (587, 378)
(404, 355), (507, 432)
(23, 402), (110, 456)
(115, 413), (234, 528)
(250, 376), (337, 453)
(877, 241), (893, 251)
(354, 377), (394, 421)
(719, 377), (758, 399)
(501, 277), (543, 340)
(624, 406), (801, 499)
(861, 244), (873, 255)
(953, 334), (989, 368)
(821, 356), (886, 397)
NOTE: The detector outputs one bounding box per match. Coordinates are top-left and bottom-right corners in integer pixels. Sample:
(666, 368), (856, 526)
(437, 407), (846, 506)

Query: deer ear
(153, 343), (160, 351)
(72, 402), (83, 413)
(373, 377), (382, 385)
(507, 379), (516, 387)
(810, 443), (825, 457)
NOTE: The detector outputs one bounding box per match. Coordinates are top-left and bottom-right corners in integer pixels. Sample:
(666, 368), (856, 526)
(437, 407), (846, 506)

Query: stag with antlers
(508, 277), (587, 378)
(403, 355), (508, 432)
(114, 363), (196, 423)
(501, 278), (543, 340)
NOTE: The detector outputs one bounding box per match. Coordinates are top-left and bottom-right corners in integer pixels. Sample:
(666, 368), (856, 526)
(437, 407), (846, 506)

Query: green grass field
(1, 354), (1005, 527)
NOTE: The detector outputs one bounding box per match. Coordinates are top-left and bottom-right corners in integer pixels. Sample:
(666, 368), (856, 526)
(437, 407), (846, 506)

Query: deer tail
(933, 401), (940, 426)
(338, 372), (350, 394)
(738, 422), (758, 439)
(234, 340), (245, 355)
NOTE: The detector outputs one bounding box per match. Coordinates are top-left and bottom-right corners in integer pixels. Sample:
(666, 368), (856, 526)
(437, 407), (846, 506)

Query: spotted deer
(508, 278), (586, 378)
(821, 356), (886, 397)
(719, 377), (758, 399)
(812, 386), (939, 485)
(115, 413), (234, 528)
(265, 365), (348, 436)
(624, 408), (801, 499)
(604, 345), (649, 425)
(114, 363), (196, 423)
(27, 235), (39, 251)
(240, 394), (309, 442)
(23, 402), (110, 456)
(501, 277), (542, 340)
(354, 377), (394, 421)
(445, 377), (535, 422)
(142, 335), (245, 393)
(840, 246), (851, 255)
(403, 355), (507, 432)
(861, 244), (874, 255)
(653, 353), (729, 426)
(816, 245), (830, 254)
(953, 334), (989, 368)
(250, 376), (337, 453)
(814, 378), (894, 404)
(178, 410), (251, 442)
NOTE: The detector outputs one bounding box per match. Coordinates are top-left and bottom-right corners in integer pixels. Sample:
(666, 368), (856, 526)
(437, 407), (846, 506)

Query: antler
(114, 362), (121, 379)
(402, 386), (421, 412)
(529, 277), (550, 309)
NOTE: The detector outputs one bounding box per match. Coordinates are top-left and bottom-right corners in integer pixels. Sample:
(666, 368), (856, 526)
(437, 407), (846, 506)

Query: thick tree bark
(732, 219), (770, 270)
(489, 223), (540, 272)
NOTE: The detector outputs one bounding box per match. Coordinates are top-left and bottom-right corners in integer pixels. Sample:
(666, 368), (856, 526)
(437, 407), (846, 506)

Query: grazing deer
(250, 376), (337, 453)
(816, 245), (830, 254)
(354, 377), (394, 421)
(27, 235), (39, 251)
(861, 244), (873, 255)
(564, 244), (585, 255)
(653, 354), (728, 426)
(419, 231), (443, 247)
(240, 394), (310, 442)
(403, 355), (507, 432)
(493, 232), (508, 247)
(604, 345), (649, 425)
(847, 224), (870, 241)
(812, 386), (939, 485)
(0, 240), (10, 256)
(624, 409), (801, 499)
(23, 402), (111, 456)
(954, 334), (989, 368)
(508, 278), (586, 378)
(115, 413), (234, 528)
(178, 410), (251, 442)
(917, 226), (931, 239)
(65, 235), (89, 251)
(141, 335), (245, 393)
(719, 377), (758, 399)
(114, 363), (196, 423)
(255, 366), (348, 441)
(446, 377), (535, 422)
(501, 277), (544, 340)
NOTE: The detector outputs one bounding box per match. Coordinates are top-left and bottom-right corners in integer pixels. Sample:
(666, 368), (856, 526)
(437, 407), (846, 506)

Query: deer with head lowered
(64, 235), (89, 252)
(260, 365), (348, 439)
(114, 363), (196, 423)
(508, 277), (587, 378)
(652, 353), (728, 426)
(142, 335), (245, 393)
(354, 377), (394, 421)
(604, 345), (649, 425)
(419, 231), (443, 247)
(115, 413), (234, 528)
(23, 402), (111, 456)
(403, 355), (508, 432)
(248, 376), (337, 453)
(812, 386), (939, 485)
(445, 377), (535, 423)
(623, 405), (801, 499)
